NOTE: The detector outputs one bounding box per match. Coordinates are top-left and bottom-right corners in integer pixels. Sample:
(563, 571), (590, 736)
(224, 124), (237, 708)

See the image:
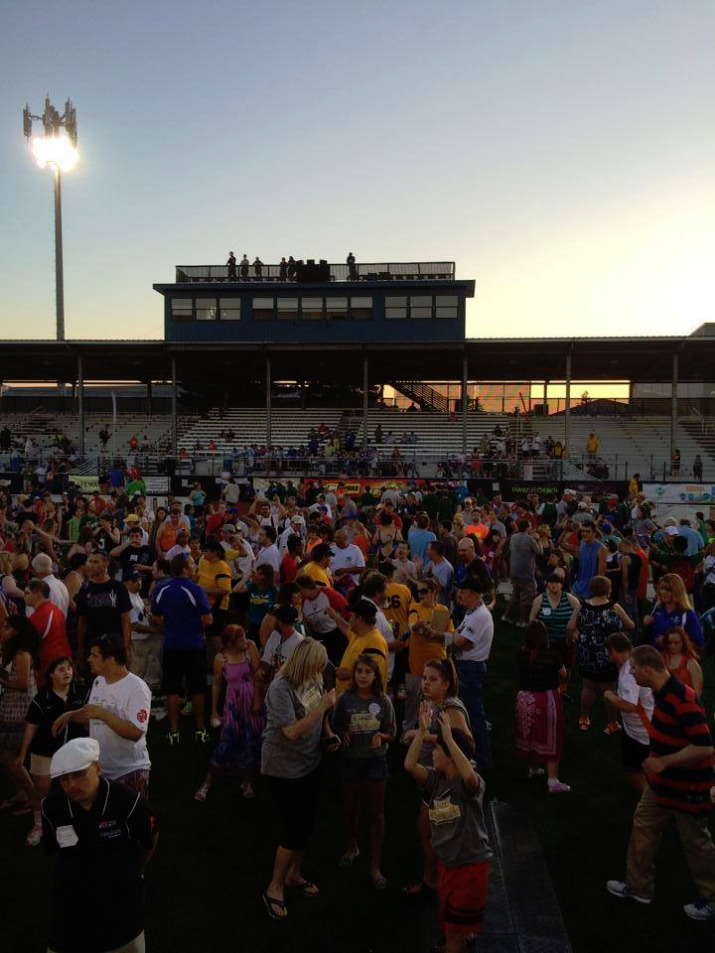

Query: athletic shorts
(437, 860), (490, 934)
(342, 757), (389, 784)
(162, 648), (206, 696)
(621, 731), (650, 773)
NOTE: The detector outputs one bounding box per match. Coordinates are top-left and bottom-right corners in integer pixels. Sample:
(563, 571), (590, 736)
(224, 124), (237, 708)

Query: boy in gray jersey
(405, 703), (492, 952)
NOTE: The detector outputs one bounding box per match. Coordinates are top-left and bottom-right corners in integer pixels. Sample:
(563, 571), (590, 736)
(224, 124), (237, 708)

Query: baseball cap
(123, 569), (142, 582)
(125, 514), (140, 523)
(290, 514), (306, 525)
(222, 524), (237, 534)
(665, 526), (679, 536)
(50, 738), (100, 778)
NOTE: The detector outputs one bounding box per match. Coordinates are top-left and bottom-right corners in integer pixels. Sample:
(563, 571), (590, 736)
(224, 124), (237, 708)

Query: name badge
(56, 824), (79, 848)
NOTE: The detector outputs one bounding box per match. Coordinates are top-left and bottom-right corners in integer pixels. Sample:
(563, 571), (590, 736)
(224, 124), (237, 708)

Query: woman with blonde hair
(644, 573), (703, 647)
(261, 638), (339, 920)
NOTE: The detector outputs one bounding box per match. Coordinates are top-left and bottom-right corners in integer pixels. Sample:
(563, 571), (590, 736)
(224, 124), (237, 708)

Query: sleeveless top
(537, 590), (573, 643)
(667, 655), (693, 688)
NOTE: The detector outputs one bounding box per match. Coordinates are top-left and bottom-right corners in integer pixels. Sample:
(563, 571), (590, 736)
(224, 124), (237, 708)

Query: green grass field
(3, 606), (715, 953)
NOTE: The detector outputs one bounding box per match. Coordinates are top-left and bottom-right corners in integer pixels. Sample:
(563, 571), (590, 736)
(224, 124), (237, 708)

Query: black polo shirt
(25, 683), (87, 757)
(42, 777), (158, 953)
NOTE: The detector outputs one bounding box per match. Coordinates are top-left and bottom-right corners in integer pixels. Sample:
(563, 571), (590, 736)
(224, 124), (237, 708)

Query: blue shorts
(342, 757), (389, 784)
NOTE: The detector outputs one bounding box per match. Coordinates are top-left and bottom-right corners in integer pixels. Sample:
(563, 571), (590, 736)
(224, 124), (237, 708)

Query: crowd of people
(1, 472), (715, 952)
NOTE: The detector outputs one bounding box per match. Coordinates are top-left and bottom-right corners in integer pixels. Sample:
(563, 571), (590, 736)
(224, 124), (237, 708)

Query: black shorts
(162, 648), (206, 696)
(621, 731), (650, 772)
(264, 767), (321, 851)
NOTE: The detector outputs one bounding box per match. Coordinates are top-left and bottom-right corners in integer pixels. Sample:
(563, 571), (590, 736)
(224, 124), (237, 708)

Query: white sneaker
(683, 898), (715, 921)
(606, 880), (651, 904)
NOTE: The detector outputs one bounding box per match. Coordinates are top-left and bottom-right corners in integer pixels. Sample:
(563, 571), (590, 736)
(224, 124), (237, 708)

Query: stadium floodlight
(23, 96), (79, 341)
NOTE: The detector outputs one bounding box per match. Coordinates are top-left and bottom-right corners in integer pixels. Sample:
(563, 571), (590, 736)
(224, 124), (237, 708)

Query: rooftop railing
(174, 261), (456, 283)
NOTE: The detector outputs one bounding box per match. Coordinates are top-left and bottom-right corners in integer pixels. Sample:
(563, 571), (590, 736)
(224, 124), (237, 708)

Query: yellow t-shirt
(406, 601), (452, 675)
(302, 561), (332, 588)
(384, 582), (412, 638)
(337, 627), (388, 697)
(198, 556), (232, 611)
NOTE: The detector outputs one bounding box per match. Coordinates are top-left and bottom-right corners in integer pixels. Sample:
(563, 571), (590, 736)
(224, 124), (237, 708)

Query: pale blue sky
(2, 0), (713, 340)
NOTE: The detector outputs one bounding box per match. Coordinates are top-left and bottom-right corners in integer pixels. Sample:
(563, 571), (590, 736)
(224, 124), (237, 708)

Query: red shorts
(437, 860), (490, 934)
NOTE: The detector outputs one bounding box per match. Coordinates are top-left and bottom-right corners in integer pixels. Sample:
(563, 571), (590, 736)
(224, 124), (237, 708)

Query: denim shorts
(342, 757), (389, 784)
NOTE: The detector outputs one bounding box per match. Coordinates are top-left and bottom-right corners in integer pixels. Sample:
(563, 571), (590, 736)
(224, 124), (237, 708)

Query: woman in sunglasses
(402, 579), (454, 738)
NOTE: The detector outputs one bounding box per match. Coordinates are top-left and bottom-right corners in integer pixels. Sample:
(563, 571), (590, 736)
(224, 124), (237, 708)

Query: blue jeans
(454, 659), (491, 770)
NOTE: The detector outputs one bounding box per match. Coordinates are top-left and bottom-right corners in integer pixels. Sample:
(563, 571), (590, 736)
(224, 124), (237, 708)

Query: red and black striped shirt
(647, 676), (714, 816)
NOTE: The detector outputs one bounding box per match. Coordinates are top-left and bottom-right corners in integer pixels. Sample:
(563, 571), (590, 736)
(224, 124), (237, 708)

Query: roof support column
(671, 351), (678, 465)
(363, 355), (369, 450)
(564, 350), (572, 462)
(171, 357), (177, 455)
(77, 354), (85, 459)
(461, 351), (468, 461)
(266, 354), (272, 449)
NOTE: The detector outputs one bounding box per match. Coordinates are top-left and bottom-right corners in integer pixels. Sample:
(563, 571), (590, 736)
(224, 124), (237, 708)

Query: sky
(2, 0), (714, 342)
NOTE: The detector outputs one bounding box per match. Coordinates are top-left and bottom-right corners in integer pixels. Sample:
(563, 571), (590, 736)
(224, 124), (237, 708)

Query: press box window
(253, 298), (275, 319)
(301, 297), (323, 320)
(410, 296), (432, 319)
(195, 298), (218, 321)
(350, 296), (372, 320)
(436, 295), (459, 318)
(171, 298), (193, 321)
(276, 298), (299, 319)
(385, 296), (407, 319)
(220, 298), (241, 320)
(325, 297), (348, 319)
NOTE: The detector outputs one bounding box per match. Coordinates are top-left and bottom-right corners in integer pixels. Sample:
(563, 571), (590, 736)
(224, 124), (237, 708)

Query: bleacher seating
(0, 405), (711, 482)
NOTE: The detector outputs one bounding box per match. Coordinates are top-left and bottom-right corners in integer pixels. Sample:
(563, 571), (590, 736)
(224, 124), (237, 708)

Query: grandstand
(1, 260), (714, 486)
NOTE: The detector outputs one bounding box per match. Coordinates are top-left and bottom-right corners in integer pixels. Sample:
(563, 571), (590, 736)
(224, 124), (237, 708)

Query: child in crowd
(332, 654), (396, 889)
(405, 703), (492, 953)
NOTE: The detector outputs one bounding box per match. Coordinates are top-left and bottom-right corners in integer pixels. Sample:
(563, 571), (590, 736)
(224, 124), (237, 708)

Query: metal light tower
(23, 96), (78, 341)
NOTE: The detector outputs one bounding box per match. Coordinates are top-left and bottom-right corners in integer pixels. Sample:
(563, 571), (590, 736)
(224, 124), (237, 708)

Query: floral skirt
(515, 689), (563, 761)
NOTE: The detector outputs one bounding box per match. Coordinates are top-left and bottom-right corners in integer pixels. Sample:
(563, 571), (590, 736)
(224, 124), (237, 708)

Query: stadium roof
(0, 336), (709, 385)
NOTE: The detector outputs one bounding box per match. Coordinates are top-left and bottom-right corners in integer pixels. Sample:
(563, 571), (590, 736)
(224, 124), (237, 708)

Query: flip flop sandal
(263, 893), (288, 920)
(338, 851), (360, 869)
(402, 880), (437, 897)
(287, 880), (319, 897)
(193, 783), (210, 802)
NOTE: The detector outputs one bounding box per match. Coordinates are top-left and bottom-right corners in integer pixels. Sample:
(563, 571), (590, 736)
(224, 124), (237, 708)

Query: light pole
(23, 96), (78, 341)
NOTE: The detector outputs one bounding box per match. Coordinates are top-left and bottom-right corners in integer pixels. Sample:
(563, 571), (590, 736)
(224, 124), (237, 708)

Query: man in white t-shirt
(440, 577), (494, 771)
(30, 553), (70, 617)
(260, 605), (304, 677)
(604, 632), (654, 792)
(254, 525), (281, 575)
(125, 570), (162, 690)
(330, 529), (367, 590)
(53, 633), (152, 796)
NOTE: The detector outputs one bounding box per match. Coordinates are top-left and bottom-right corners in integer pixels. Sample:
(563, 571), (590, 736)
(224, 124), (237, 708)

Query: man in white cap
(42, 737), (158, 953)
